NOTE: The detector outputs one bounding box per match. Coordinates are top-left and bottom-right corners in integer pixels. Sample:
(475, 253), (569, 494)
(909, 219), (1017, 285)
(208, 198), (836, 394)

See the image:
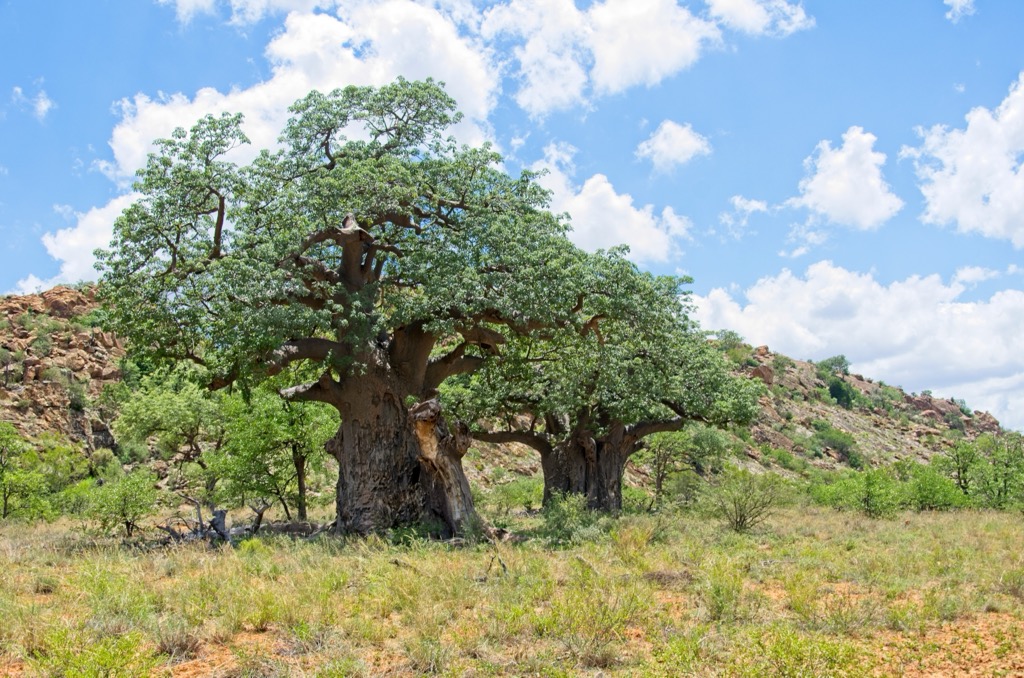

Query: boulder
(750, 364), (774, 385)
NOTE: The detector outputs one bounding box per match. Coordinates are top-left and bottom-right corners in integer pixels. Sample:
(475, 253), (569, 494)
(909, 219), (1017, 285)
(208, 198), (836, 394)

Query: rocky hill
(740, 344), (1001, 471)
(0, 287), (1006, 479)
(0, 287), (123, 451)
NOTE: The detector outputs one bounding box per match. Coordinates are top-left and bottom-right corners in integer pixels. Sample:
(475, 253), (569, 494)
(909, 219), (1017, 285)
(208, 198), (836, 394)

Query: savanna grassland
(3, 502), (1024, 677)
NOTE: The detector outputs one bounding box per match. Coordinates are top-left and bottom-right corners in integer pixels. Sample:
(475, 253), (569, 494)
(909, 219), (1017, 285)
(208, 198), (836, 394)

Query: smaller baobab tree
(448, 250), (762, 512)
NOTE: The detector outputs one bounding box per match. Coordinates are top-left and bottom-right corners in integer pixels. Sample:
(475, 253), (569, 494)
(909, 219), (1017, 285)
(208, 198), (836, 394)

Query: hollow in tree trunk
(325, 374), (478, 536)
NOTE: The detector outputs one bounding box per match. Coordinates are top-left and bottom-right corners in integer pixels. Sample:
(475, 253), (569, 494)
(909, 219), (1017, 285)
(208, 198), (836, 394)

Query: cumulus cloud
(11, 85), (55, 121)
(480, 0), (589, 116)
(482, 0), (720, 116)
(588, 0), (720, 95)
(903, 72), (1024, 247)
(944, 0), (976, 23)
(789, 126), (903, 230)
(635, 120), (711, 172)
(532, 142), (691, 263)
(953, 265), (1000, 285)
(10, 194), (139, 294)
(706, 0), (815, 36)
(98, 3), (498, 185)
(693, 260), (1024, 429)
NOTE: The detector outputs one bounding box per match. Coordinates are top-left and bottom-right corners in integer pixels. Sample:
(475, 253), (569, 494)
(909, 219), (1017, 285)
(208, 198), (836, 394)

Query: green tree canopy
(447, 252), (761, 511)
(97, 78), (597, 535)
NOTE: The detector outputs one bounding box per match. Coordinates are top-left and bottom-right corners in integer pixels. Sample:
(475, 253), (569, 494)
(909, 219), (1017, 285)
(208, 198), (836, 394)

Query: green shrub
(828, 378), (856, 410)
(907, 464), (967, 511)
(706, 469), (784, 532)
(540, 492), (604, 545)
(88, 469), (159, 537)
(812, 469), (903, 518)
(29, 334), (52, 357)
(811, 425), (862, 468)
(487, 476), (543, 517)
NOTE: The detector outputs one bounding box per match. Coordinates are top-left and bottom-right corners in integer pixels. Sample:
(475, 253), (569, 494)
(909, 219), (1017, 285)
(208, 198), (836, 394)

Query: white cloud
(482, 0), (720, 116)
(10, 194), (139, 294)
(636, 120), (711, 172)
(718, 194), (767, 239)
(693, 260), (1024, 429)
(481, 0), (589, 116)
(155, 0), (218, 22)
(587, 0), (720, 95)
(789, 126), (903, 230)
(533, 142), (690, 263)
(706, 0), (815, 36)
(944, 0), (976, 23)
(953, 265), (1000, 285)
(156, 0), (333, 24)
(903, 72), (1024, 248)
(11, 85), (55, 121)
(99, 3), (498, 184)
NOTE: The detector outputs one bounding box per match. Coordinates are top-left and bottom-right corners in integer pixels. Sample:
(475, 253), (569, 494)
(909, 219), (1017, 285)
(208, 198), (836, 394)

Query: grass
(1, 506), (1024, 675)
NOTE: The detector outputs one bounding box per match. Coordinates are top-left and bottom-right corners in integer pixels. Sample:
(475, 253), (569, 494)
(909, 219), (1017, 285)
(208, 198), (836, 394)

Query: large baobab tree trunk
(324, 373), (477, 536)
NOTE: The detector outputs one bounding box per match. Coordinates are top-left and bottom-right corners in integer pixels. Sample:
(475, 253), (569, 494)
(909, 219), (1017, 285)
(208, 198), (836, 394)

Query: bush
(706, 469), (784, 532)
(89, 469), (159, 537)
(540, 492), (604, 545)
(907, 464), (966, 511)
(811, 425), (862, 468)
(827, 378), (856, 410)
(812, 469), (903, 518)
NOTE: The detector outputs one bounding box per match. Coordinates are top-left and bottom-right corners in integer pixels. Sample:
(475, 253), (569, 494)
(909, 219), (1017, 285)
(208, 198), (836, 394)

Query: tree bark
(324, 373), (478, 536)
(292, 445), (308, 522)
(545, 428), (632, 512)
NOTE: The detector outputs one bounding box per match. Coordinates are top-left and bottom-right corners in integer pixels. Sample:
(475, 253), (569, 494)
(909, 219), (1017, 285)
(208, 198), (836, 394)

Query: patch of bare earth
(866, 613), (1024, 676)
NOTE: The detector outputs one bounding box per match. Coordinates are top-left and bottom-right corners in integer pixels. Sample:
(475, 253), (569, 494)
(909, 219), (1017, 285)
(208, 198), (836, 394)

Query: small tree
(89, 469), (159, 537)
(213, 386), (337, 522)
(816, 355), (850, 377)
(0, 423), (51, 520)
(937, 440), (978, 495)
(707, 469), (783, 532)
(971, 433), (1024, 509)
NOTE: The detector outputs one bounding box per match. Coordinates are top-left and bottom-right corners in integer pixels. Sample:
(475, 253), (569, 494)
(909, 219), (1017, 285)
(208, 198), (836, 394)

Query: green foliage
(0, 423), (52, 520)
(827, 377), (856, 410)
(706, 468), (785, 532)
(812, 469), (903, 518)
(810, 423), (863, 468)
(815, 354), (850, 377)
(772, 354), (795, 372)
(906, 463), (967, 511)
(970, 433), (1024, 509)
(712, 329), (746, 352)
(639, 425), (732, 506)
(212, 385), (337, 520)
(88, 469), (160, 537)
(483, 476), (544, 520)
(113, 368), (225, 462)
(539, 493), (605, 545)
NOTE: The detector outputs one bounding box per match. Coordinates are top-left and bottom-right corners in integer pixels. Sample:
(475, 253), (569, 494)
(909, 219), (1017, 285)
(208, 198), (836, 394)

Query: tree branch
(280, 371), (342, 405)
(267, 338), (348, 376)
(472, 429), (553, 457)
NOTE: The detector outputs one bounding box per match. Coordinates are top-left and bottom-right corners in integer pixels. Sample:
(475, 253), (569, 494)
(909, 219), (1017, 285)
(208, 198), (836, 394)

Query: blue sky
(2, 0), (1023, 428)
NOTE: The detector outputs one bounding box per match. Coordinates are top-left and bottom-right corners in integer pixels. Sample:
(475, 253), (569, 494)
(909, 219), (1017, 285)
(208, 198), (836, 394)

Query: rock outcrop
(0, 287), (124, 449)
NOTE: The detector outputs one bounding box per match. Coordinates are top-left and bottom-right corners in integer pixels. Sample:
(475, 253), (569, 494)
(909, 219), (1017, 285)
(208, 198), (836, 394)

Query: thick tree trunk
(542, 424), (634, 513)
(326, 374), (478, 536)
(409, 399), (477, 535)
